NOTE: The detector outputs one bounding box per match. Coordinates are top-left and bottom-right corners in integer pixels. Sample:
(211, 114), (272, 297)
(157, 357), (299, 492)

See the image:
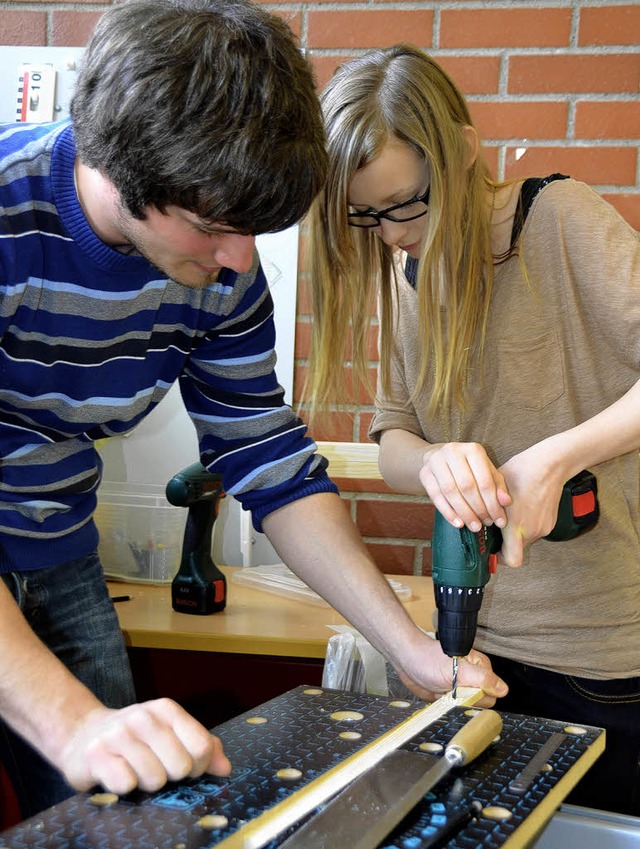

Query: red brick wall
(2, 0), (638, 578)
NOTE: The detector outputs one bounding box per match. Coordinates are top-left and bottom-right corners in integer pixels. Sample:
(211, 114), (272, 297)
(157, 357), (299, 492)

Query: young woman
(306, 44), (640, 815)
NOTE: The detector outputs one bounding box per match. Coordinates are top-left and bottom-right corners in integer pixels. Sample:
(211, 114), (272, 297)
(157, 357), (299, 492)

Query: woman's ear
(461, 125), (479, 170)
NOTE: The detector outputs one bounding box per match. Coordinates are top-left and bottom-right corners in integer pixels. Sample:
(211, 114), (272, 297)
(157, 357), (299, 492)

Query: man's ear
(461, 125), (479, 170)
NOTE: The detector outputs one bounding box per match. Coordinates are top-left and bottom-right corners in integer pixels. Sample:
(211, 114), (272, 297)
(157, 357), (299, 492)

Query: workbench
(3, 567), (639, 846)
(109, 566), (430, 655)
(104, 568), (640, 848)
(108, 567), (432, 728)
(2, 683), (635, 849)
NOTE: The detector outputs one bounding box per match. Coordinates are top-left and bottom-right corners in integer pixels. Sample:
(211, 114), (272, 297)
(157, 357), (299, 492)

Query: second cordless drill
(431, 470), (599, 697)
(166, 462), (227, 615)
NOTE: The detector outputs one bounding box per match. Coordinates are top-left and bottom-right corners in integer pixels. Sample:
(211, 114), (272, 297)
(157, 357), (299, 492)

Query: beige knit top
(370, 179), (640, 678)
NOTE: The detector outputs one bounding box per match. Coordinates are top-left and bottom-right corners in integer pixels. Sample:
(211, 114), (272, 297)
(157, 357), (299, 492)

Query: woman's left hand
(497, 447), (570, 566)
(393, 635), (508, 707)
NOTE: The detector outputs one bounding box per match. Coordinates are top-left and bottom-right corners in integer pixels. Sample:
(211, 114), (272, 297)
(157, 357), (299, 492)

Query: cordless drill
(431, 470), (599, 696)
(166, 462), (227, 615)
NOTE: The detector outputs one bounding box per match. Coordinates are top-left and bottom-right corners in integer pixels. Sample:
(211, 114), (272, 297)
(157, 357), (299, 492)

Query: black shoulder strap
(509, 172), (569, 249)
(405, 255), (419, 288)
(404, 173), (569, 287)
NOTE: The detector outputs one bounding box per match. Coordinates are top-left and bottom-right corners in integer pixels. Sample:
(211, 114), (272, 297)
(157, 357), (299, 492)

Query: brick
(294, 320), (312, 360)
(504, 145), (637, 186)
(295, 363), (376, 406)
(306, 410), (356, 443)
(0, 11), (46, 45)
(51, 10), (102, 46)
(345, 365), (378, 406)
(365, 541), (416, 576)
(437, 56), (501, 96)
(480, 145), (500, 179)
(469, 101), (568, 141)
(509, 54), (640, 94)
(441, 8), (571, 49)
(356, 499), (434, 540)
(296, 274), (312, 316)
(307, 10), (434, 50)
(309, 54), (357, 92)
(421, 544), (433, 576)
(333, 477), (393, 495)
(601, 193), (640, 231)
(575, 101), (640, 140)
(579, 5), (640, 46)
(272, 10), (301, 39)
(293, 364), (307, 405)
(365, 325), (379, 360)
(359, 411), (376, 443)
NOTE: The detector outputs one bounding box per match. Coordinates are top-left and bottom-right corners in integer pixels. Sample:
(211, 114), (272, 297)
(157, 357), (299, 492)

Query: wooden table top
(108, 567), (436, 659)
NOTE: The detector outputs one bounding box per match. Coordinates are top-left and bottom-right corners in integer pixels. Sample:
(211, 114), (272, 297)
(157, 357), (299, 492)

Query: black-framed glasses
(347, 186), (431, 229)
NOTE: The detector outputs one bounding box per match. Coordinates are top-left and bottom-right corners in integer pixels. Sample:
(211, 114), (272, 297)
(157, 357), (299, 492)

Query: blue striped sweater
(0, 120), (336, 573)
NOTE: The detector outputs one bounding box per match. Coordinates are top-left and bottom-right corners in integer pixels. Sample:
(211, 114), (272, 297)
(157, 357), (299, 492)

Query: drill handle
(167, 462), (227, 615)
(182, 498), (219, 561)
(165, 462), (223, 507)
(545, 469), (599, 541)
(483, 469), (599, 546)
(432, 469), (599, 588)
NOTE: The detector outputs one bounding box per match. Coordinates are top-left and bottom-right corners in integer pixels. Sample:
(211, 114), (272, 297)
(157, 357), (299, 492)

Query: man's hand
(60, 698), (231, 795)
(393, 636), (508, 708)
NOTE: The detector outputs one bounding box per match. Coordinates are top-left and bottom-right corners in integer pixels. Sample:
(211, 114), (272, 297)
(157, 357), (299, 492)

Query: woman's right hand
(419, 442), (512, 531)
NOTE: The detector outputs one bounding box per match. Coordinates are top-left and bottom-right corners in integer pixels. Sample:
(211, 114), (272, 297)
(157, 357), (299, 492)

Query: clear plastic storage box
(94, 482), (187, 584)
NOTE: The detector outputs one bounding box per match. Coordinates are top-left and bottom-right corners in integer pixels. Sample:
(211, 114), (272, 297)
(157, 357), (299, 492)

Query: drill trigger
(488, 553), (498, 574)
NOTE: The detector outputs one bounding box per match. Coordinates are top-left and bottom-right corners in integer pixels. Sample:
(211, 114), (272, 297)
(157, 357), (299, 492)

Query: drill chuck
(435, 584), (485, 659)
(432, 517), (498, 659)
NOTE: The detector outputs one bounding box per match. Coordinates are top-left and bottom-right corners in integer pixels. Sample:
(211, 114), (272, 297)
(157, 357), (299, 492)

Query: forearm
(378, 429), (439, 494)
(262, 492), (423, 663)
(0, 580), (101, 767)
(262, 492), (508, 704)
(525, 379), (640, 482)
(0, 580), (231, 793)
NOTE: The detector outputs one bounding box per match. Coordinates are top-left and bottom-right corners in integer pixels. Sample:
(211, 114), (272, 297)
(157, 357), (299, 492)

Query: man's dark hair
(71, 0), (327, 233)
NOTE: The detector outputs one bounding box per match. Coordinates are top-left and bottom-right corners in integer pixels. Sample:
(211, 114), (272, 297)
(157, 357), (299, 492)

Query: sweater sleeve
(178, 257), (337, 532)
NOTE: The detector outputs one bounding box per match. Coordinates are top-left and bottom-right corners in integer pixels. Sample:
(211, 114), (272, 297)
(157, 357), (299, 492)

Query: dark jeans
(487, 653), (640, 817)
(0, 553), (136, 820)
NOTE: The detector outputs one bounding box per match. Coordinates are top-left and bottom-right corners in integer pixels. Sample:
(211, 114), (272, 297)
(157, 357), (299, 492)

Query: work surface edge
(109, 567), (434, 658)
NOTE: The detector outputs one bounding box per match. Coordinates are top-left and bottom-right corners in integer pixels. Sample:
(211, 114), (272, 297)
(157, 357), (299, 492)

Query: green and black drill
(432, 470), (600, 697)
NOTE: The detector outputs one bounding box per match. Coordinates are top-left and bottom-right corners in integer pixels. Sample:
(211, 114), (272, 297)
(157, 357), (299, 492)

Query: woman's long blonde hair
(305, 44), (500, 420)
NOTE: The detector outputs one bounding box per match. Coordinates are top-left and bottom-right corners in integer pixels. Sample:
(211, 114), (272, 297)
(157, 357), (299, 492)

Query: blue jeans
(0, 553), (136, 820)
(487, 653), (640, 816)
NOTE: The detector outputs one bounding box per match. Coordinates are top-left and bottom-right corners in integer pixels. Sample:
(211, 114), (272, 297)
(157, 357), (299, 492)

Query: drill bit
(452, 656), (459, 699)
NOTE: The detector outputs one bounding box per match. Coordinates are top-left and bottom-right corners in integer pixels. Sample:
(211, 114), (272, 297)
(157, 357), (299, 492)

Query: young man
(0, 0), (506, 819)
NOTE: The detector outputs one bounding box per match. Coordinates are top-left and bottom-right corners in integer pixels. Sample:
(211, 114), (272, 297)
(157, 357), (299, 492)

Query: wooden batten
(316, 441), (382, 480)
